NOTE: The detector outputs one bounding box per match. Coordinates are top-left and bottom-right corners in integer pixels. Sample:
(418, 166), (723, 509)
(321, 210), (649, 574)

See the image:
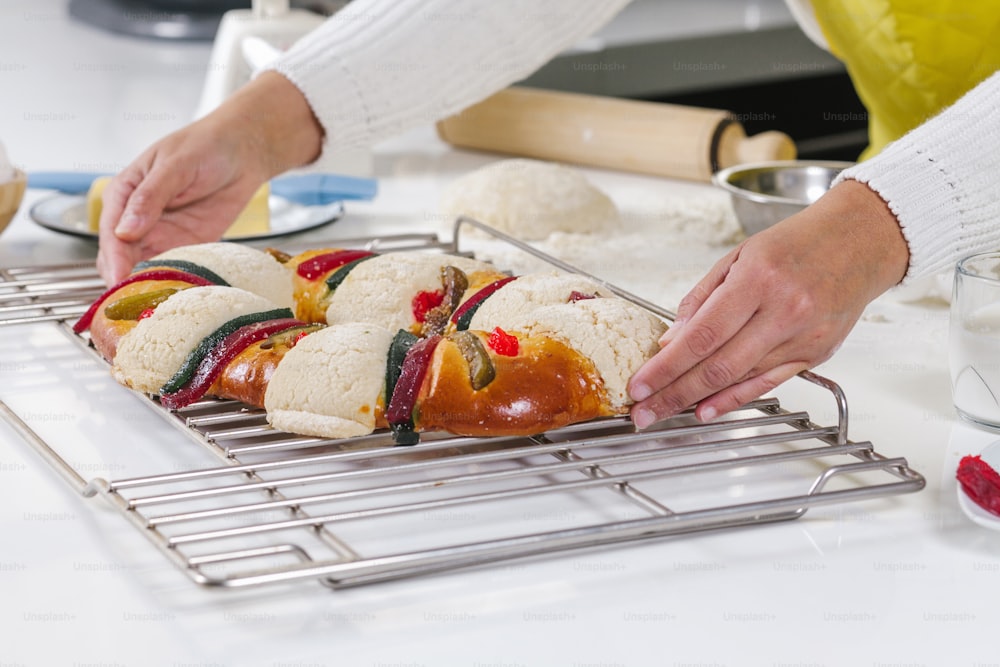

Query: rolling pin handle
(735, 130), (798, 167)
(714, 121), (797, 173)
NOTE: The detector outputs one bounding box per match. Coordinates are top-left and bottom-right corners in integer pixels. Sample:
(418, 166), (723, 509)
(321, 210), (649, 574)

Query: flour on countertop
(613, 183), (743, 247)
(461, 181), (743, 312)
(463, 245), (712, 315)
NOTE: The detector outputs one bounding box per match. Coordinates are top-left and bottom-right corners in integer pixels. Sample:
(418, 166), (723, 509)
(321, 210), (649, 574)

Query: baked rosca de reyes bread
(74, 243), (668, 444)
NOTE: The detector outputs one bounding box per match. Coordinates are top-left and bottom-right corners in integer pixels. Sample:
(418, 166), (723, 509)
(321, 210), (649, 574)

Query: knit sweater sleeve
(836, 71), (1000, 283)
(264, 0), (629, 157)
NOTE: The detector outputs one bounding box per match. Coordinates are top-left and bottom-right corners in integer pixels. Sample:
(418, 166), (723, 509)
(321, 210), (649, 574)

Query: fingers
(628, 267), (758, 404)
(629, 311), (786, 428)
(92, 107), (270, 285)
(95, 148), (201, 284)
(624, 184), (903, 431)
(96, 172), (142, 284)
(693, 360), (809, 422)
(95, 237), (137, 286)
(112, 165), (190, 241)
(95, 162), (187, 283)
(660, 245), (742, 344)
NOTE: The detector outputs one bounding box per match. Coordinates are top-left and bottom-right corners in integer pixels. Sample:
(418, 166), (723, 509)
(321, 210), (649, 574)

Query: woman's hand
(95, 118), (268, 283)
(627, 179), (910, 428)
(96, 72), (324, 284)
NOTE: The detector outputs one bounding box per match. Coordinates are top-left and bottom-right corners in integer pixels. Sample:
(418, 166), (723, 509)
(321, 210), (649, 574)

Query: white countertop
(2, 2), (998, 665)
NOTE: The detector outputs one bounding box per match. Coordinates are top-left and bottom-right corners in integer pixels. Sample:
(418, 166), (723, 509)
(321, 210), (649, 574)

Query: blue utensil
(26, 171), (377, 205)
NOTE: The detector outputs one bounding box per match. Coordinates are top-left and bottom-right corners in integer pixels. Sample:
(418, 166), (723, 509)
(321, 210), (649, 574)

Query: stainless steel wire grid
(0, 220), (925, 588)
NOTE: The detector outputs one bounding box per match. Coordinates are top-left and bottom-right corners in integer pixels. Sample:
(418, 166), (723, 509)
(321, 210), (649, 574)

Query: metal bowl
(713, 160), (854, 236)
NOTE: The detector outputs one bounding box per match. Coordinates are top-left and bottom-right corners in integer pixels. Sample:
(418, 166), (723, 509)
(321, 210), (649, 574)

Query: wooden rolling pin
(436, 87), (796, 182)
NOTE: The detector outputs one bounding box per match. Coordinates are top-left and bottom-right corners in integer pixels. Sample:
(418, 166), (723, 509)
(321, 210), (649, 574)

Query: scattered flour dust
(613, 182), (743, 247)
(463, 181), (743, 311)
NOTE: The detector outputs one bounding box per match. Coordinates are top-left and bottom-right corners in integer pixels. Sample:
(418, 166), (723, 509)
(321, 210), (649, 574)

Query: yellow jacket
(810, 0), (1000, 158)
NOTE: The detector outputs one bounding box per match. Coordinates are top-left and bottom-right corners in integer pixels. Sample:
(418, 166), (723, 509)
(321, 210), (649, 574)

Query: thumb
(112, 167), (188, 241)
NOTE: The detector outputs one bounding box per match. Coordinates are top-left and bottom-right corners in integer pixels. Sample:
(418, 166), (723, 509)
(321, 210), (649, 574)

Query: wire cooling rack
(0, 220), (925, 589)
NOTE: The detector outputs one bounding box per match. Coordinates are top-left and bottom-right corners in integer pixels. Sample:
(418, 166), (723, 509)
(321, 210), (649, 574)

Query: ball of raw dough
(440, 159), (619, 240)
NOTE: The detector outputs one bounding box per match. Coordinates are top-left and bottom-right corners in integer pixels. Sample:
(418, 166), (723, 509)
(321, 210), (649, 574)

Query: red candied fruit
(957, 454), (1000, 517)
(487, 327), (519, 356)
(412, 289), (445, 323)
(568, 291), (597, 302)
(291, 330), (310, 346)
(138, 308), (156, 320)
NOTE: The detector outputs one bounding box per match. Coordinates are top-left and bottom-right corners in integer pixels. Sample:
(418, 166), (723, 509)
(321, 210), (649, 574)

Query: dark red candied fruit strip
(385, 334), (442, 425)
(72, 269), (216, 334)
(159, 317), (306, 409)
(296, 250), (375, 280)
(957, 454), (1000, 517)
(449, 275), (518, 329)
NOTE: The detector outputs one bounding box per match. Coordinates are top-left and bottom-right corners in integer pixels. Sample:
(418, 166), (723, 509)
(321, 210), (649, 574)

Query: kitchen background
(19, 0), (868, 159)
(2, 1), (995, 666)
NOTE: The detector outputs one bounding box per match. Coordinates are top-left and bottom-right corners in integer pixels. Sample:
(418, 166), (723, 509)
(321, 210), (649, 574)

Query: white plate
(956, 438), (1000, 530)
(29, 193), (344, 242)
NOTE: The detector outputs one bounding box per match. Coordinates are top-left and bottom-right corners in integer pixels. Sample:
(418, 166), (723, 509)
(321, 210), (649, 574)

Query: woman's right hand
(97, 71), (324, 284)
(627, 179), (911, 427)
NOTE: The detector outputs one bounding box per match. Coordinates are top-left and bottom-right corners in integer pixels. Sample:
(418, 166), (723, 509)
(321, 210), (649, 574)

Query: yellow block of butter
(86, 177), (271, 237)
(223, 184), (270, 238)
(86, 176), (111, 233)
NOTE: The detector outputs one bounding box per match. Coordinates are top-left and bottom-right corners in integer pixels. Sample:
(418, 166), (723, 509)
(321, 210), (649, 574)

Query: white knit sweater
(266, 0), (629, 149)
(266, 0), (1000, 283)
(836, 72), (1000, 281)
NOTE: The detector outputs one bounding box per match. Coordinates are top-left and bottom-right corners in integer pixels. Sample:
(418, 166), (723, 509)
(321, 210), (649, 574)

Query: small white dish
(956, 438), (1000, 530)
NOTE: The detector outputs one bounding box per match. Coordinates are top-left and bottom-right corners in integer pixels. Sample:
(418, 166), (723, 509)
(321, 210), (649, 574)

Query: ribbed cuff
(834, 72), (1000, 284)
(835, 136), (963, 284)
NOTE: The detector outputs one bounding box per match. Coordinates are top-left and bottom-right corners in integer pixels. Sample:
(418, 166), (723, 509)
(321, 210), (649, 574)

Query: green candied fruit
(159, 308), (293, 395)
(103, 288), (179, 320)
(385, 329), (420, 408)
(324, 255), (376, 293)
(131, 259), (230, 286)
(390, 421), (420, 446)
(449, 330), (496, 390)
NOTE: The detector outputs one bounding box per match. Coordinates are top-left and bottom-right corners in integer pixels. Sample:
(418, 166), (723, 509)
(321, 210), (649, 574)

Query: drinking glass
(950, 251), (1000, 429)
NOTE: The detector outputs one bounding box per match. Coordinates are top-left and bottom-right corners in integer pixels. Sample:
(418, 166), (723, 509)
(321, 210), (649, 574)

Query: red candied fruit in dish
(957, 454), (1000, 517)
